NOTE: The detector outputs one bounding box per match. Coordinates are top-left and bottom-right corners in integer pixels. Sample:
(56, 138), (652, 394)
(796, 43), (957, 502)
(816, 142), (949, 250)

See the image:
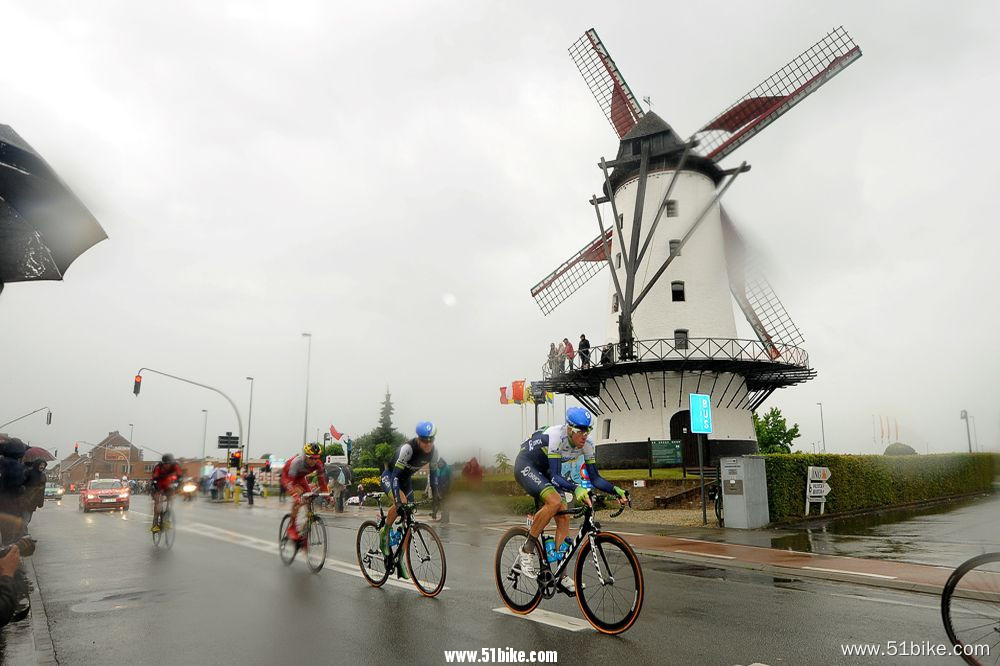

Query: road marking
(611, 531), (644, 536)
(674, 549), (735, 560)
(801, 566), (896, 580)
(125, 511), (447, 592)
(492, 607), (591, 632)
(824, 592), (939, 611)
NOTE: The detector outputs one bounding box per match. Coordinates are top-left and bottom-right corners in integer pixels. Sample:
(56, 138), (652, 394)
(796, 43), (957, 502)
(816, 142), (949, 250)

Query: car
(79, 479), (130, 512)
(44, 482), (65, 500)
(346, 496), (360, 506)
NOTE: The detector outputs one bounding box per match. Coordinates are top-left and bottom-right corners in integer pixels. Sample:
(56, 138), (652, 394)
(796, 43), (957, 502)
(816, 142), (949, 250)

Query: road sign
(808, 481), (832, 497)
(805, 465), (833, 515)
(650, 440), (682, 464)
(689, 394), (712, 434)
(326, 455), (348, 464)
(217, 431), (239, 448)
(808, 466), (832, 482)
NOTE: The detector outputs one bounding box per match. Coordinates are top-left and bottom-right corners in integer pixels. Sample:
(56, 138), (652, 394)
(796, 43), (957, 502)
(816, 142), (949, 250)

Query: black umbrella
(0, 124), (106, 290)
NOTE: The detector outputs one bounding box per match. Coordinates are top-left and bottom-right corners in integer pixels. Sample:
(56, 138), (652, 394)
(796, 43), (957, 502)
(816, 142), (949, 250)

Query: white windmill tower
(531, 28), (862, 466)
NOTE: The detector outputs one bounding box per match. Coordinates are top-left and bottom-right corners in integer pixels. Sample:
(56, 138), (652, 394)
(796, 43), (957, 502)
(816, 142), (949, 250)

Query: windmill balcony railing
(542, 337), (810, 380)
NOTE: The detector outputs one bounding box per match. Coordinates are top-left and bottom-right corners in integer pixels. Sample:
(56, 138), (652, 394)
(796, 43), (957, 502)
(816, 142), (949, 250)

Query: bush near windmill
(765, 453), (997, 523)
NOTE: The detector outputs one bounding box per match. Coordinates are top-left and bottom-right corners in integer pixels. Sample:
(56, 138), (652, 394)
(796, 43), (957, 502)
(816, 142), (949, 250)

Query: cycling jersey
(280, 455), (329, 493)
(383, 438), (439, 504)
(151, 463), (183, 492)
(515, 424), (615, 498)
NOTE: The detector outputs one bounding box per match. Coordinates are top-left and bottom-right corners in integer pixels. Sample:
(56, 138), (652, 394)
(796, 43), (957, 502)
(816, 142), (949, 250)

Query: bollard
(233, 485), (241, 504)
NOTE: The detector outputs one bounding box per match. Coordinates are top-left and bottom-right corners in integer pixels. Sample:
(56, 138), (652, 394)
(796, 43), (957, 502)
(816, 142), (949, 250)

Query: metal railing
(542, 337), (809, 379)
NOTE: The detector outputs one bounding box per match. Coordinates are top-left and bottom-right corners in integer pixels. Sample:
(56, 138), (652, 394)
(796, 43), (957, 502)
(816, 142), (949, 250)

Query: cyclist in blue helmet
(512, 406), (627, 592)
(379, 421), (440, 574)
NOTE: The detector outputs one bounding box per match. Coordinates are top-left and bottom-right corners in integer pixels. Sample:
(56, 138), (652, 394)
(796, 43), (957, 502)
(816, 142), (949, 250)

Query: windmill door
(669, 410), (701, 467)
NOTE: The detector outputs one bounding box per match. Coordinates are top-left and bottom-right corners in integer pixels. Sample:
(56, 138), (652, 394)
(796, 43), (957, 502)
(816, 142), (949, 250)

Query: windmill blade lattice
(569, 29), (645, 139)
(530, 229), (612, 315)
(693, 26), (861, 162)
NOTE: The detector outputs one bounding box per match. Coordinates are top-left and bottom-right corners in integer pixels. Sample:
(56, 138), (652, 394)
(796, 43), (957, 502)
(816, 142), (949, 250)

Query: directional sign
(808, 482), (832, 497)
(689, 394), (712, 434)
(808, 466), (832, 482)
(217, 431), (240, 448)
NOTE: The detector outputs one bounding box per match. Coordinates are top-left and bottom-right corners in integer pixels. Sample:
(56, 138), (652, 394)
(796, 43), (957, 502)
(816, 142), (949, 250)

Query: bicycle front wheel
(575, 532), (644, 635)
(278, 514), (297, 566)
(715, 492), (724, 527)
(356, 520), (389, 587)
(494, 527), (543, 615)
(162, 509), (175, 550)
(942, 552), (1000, 665)
(405, 524), (446, 597)
(305, 516), (327, 573)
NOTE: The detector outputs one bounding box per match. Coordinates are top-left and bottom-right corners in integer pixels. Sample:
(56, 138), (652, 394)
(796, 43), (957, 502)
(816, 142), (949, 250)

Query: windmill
(531, 27), (861, 463)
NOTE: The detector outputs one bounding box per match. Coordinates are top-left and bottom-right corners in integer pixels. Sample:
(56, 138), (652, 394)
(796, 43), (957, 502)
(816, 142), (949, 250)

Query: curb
(25, 556), (58, 665)
(633, 547), (946, 597)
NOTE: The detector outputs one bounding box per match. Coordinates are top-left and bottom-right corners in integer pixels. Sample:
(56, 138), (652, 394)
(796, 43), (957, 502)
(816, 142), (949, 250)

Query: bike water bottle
(390, 527), (402, 548)
(558, 537), (572, 561)
(543, 535), (558, 563)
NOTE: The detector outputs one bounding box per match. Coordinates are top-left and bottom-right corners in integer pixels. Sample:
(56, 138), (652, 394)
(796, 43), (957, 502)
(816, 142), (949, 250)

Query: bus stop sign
(689, 394), (712, 434)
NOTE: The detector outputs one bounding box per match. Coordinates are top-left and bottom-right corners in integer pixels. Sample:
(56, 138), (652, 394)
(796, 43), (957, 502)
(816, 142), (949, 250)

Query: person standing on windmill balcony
(556, 340), (566, 374)
(563, 337), (575, 371)
(579, 334), (591, 369)
(548, 343), (558, 375)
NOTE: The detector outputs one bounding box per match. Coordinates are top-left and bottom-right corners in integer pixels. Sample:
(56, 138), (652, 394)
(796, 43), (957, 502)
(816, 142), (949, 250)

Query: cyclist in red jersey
(151, 453), (183, 532)
(280, 443), (329, 541)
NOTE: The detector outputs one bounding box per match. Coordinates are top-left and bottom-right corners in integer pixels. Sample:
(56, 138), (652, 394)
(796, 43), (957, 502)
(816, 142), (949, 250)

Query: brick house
(56, 431), (150, 489)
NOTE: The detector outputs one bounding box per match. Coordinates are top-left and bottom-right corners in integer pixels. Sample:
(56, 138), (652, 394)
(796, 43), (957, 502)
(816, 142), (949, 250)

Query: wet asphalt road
(25, 497), (969, 665)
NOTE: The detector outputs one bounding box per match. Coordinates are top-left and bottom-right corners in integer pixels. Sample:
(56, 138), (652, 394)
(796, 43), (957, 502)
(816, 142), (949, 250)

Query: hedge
(764, 453), (997, 522)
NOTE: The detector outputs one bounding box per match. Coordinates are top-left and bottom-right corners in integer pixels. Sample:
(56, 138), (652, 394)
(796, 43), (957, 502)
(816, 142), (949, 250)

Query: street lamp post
(201, 409), (209, 460)
(245, 377), (255, 465)
(816, 402), (827, 454)
(0, 406), (53, 430)
(960, 410), (972, 453)
(302, 333), (312, 447)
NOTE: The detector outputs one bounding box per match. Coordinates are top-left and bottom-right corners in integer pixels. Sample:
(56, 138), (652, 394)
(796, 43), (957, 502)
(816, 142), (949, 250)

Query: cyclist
(379, 422), (440, 566)
(280, 443), (330, 542)
(513, 407), (627, 591)
(150, 454), (183, 532)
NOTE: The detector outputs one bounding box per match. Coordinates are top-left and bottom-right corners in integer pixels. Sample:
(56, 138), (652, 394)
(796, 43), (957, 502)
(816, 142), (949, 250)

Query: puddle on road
(70, 588), (166, 613)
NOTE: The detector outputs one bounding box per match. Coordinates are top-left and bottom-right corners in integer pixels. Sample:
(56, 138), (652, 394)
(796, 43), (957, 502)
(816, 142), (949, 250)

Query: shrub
(765, 453), (995, 522)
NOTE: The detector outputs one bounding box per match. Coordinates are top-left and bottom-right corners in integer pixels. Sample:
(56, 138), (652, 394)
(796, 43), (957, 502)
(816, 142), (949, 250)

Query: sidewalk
(1, 557), (57, 665)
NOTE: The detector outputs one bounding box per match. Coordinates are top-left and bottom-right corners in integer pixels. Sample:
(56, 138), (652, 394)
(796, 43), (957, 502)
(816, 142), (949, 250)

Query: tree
(495, 453), (511, 474)
(884, 442), (917, 456)
(322, 443), (344, 457)
(753, 407), (801, 454)
(350, 388), (405, 465)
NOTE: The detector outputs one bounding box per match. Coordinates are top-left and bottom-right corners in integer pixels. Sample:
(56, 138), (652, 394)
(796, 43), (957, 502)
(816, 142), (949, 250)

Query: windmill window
(632, 140), (642, 156)
(671, 281), (685, 302)
(666, 200), (678, 217)
(669, 239), (681, 256)
(674, 329), (689, 350)
(616, 252), (621, 268)
(612, 294), (619, 313)
(602, 419), (611, 439)
(617, 213), (624, 229)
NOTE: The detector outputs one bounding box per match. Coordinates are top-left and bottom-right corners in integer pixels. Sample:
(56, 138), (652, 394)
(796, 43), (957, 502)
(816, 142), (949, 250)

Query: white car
(347, 496), (361, 506)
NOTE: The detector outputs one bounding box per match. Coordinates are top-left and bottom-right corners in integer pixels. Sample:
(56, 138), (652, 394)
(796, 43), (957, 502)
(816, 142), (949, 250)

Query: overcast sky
(1, 1), (997, 464)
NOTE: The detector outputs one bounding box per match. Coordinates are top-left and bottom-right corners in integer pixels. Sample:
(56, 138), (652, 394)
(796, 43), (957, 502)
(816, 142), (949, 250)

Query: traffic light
(74, 443), (79, 454)
(263, 461), (271, 473)
(133, 375), (142, 396)
(230, 450), (242, 468)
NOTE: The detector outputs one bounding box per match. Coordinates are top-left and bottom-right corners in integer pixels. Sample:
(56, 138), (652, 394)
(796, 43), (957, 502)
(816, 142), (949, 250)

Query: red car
(79, 479), (130, 512)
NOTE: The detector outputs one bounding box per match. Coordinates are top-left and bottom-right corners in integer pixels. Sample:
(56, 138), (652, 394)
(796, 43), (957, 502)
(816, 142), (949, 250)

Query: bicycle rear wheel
(575, 532), (644, 635)
(356, 520), (389, 587)
(305, 516), (327, 573)
(715, 491), (724, 527)
(279, 514), (297, 566)
(494, 527), (543, 615)
(162, 509), (175, 550)
(942, 552), (1000, 665)
(405, 524), (446, 597)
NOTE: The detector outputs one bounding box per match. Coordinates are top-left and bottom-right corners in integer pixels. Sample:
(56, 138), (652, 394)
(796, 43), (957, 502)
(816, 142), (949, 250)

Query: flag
(512, 380), (525, 404)
(330, 425), (343, 441)
(499, 387), (509, 405)
(546, 391), (554, 404)
(525, 383), (534, 403)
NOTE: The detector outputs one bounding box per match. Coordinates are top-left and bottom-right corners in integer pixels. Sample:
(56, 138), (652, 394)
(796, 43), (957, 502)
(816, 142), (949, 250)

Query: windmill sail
(569, 29), (645, 139)
(693, 26), (862, 162)
(530, 229), (612, 315)
(722, 209), (805, 355)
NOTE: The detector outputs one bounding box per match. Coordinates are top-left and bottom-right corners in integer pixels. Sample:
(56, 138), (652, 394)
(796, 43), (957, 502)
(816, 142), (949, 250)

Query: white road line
(123, 511), (447, 592)
(611, 531), (644, 536)
(824, 592), (939, 611)
(674, 549), (735, 560)
(492, 607), (591, 632)
(801, 566), (896, 580)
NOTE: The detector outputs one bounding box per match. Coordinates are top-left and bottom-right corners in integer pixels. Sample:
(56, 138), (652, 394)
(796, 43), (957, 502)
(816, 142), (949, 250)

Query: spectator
(431, 460), (453, 523)
(547, 343), (558, 375)
(600, 343), (614, 365)
(556, 340), (566, 373)
(0, 438), (29, 539)
(356, 482), (366, 509)
(245, 467), (256, 506)
(21, 460), (46, 526)
(579, 334), (591, 368)
(563, 337), (575, 370)
(462, 457), (483, 486)
(0, 546), (22, 628)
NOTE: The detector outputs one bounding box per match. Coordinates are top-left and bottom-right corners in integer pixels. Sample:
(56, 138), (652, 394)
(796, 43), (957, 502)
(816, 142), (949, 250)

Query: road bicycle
(151, 493), (175, 549)
(279, 492), (328, 573)
(707, 482), (724, 527)
(941, 551), (1000, 665)
(494, 492), (644, 635)
(356, 498), (447, 597)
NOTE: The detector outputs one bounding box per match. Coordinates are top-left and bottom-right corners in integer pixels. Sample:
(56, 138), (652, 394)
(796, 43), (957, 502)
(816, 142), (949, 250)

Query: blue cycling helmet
(416, 421), (437, 440)
(566, 406), (593, 430)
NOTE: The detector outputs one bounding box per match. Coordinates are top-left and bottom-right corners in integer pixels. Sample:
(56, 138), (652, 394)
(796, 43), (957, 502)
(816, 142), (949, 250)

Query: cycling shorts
(514, 451), (558, 500)
(380, 471), (414, 503)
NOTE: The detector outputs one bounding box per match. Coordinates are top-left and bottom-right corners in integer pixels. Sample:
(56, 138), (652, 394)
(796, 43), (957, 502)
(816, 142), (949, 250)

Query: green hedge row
(765, 453), (997, 522)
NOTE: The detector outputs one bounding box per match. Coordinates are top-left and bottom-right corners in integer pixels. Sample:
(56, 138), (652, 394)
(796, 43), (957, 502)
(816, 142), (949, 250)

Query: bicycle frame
(375, 498), (430, 568)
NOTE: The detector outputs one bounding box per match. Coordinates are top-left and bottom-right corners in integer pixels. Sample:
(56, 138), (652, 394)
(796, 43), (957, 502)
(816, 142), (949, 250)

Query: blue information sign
(689, 393), (713, 434)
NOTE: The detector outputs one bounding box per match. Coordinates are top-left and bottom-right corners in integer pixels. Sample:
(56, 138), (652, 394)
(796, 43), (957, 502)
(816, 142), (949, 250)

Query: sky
(0, 1), (997, 464)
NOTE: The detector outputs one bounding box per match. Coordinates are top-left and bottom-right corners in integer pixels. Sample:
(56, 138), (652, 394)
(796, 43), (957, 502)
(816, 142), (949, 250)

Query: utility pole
(816, 402), (827, 453)
(960, 410), (972, 453)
